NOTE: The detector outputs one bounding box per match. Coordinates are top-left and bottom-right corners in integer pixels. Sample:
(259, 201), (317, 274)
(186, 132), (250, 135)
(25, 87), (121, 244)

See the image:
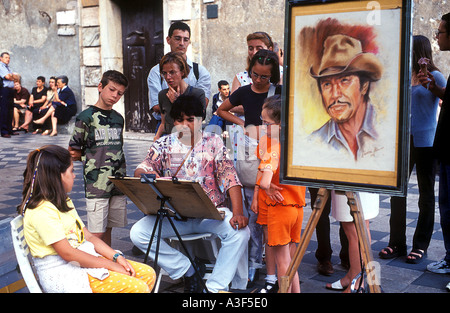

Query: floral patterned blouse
(136, 132), (242, 207)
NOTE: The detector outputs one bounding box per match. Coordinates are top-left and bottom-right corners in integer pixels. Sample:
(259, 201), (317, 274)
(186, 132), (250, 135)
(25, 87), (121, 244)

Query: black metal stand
(140, 174), (209, 293)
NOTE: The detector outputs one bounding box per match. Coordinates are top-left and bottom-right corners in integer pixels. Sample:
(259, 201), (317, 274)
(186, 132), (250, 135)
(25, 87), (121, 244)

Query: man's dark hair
(168, 21), (191, 38)
(37, 76), (45, 83)
(217, 80), (228, 89)
(100, 70), (129, 88)
(170, 94), (204, 120)
(442, 13), (450, 34)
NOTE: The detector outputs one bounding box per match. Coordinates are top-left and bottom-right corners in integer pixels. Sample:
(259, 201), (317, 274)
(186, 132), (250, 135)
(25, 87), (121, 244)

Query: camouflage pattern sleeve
(68, 114), (90, 156)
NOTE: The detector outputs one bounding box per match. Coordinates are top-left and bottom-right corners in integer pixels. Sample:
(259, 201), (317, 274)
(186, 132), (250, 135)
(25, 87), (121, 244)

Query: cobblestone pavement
(0, 131), (449, 293)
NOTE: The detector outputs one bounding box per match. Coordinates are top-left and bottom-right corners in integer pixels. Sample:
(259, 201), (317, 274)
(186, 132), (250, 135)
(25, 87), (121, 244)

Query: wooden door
(114, 0), (164, 132)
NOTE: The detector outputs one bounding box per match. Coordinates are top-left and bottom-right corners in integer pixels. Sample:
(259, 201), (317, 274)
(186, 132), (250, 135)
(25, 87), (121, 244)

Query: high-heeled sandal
(325, 279), (347, 291)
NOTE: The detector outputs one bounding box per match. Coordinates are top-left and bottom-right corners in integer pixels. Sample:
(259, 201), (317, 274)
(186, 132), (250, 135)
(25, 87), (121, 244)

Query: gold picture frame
(280, 0), (412, 195)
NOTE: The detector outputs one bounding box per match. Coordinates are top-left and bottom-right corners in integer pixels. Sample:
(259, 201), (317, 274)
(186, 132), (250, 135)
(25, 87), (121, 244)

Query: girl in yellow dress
(18, 144), (155, 293)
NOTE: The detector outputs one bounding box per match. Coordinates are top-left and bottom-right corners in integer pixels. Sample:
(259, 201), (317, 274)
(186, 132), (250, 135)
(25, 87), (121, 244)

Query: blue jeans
(130, 207), (250, 292)
(242, 186), (264, 270)
(439, 163), (450, 262)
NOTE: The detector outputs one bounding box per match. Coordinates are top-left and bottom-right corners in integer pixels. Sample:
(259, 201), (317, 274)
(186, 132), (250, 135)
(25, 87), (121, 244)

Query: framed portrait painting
(280, 0), (412, 195)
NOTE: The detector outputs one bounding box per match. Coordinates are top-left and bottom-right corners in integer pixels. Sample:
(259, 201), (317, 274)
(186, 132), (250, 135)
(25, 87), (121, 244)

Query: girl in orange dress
(251, 95), (306, 293)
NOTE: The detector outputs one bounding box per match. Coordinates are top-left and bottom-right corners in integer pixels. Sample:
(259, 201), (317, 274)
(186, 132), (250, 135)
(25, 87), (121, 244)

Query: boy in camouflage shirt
(69, 70), (129, 246)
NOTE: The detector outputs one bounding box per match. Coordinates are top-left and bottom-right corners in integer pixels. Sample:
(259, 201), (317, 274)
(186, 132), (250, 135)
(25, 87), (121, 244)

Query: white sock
(265, 274), (277, 284)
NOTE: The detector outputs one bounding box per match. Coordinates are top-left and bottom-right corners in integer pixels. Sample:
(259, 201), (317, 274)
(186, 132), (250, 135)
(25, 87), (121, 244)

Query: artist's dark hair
(263, 95), (282, 124)
(248, 49), (280, 84)
(442, 13), (450, 34)
(412, 35), (440, 74)
(159, 52), (190, 79)
(168, 21), (191, 37)
(100, 70), (129, 89)
(170, 94), (204, 120)
(18, 145), (73, 215)
(37, 76), (46, 83)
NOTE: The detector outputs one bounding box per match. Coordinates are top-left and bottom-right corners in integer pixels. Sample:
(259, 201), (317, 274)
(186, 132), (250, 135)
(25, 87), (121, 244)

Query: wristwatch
(112, 250), (124, 262)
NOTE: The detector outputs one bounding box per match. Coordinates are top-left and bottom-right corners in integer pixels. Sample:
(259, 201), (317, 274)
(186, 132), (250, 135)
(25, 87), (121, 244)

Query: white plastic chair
(10, 216), (42, 293)
(153, 232), (219, 293)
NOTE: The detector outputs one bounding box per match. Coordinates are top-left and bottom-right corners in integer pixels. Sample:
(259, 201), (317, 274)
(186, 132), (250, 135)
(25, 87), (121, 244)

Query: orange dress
(255, 135), (306, 246)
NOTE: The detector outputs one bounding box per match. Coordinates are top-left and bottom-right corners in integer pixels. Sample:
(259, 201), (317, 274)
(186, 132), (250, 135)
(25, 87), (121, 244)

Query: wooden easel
(279, 188), (381, 293)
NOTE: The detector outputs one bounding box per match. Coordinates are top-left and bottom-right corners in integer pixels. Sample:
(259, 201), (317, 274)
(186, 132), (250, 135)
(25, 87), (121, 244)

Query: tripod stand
(140, 174), (209, 293)
(279, 188), (381, 293)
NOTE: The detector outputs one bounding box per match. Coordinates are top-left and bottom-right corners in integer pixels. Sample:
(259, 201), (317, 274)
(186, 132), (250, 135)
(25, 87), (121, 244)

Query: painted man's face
(319, 74), (368, 124)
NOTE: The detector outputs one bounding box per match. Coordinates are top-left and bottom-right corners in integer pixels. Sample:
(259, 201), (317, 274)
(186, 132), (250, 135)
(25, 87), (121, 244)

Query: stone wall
(0, 0), (82, 113)
(193, 0), (450, 91)
(195, 0), (286, 89)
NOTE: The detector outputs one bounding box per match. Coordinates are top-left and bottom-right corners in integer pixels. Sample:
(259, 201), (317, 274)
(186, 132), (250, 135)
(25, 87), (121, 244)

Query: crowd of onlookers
(0, 53), (76, 138)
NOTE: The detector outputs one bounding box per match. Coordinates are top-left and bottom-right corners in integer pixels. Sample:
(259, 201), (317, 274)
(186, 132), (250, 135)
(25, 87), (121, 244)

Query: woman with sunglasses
(18, 145), (155, 293)
(218, 49), (281, 131)
(217, 49), (281, 291)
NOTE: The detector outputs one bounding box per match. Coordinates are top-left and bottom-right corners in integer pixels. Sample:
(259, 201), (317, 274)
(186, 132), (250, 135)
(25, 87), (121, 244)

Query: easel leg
(144, 212), (161, 264)
(345, 191), (381, 293)
(143, 210), (209, 293)
(279, 187), (329, 293)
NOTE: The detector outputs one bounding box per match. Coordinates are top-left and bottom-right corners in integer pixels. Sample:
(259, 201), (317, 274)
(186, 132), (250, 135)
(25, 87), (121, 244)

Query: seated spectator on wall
(12, 79), (30, 132)
(34, 75), (77, 136)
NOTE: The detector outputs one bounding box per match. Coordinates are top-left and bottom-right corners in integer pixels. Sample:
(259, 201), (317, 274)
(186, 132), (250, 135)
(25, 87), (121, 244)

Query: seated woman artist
(18, 145), (156, 293)
(131, 94), (250, 293)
